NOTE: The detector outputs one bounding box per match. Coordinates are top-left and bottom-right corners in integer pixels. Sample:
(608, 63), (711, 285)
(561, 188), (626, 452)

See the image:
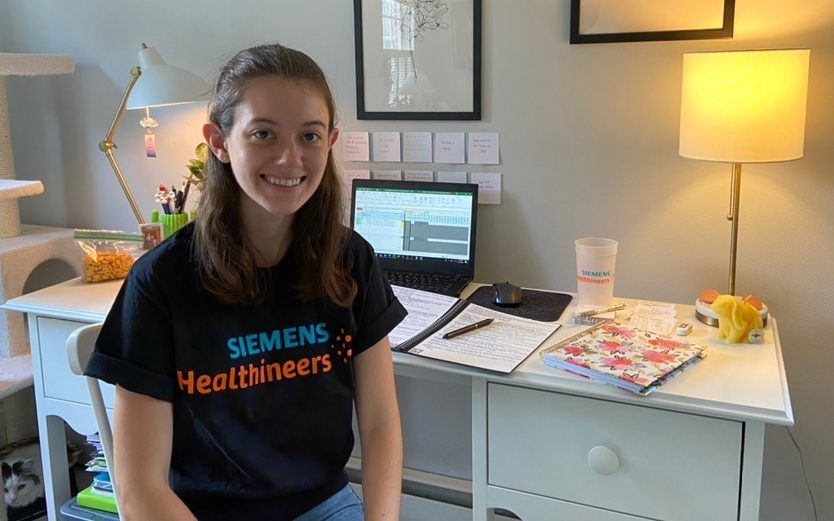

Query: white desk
(3, 279), (793, 521)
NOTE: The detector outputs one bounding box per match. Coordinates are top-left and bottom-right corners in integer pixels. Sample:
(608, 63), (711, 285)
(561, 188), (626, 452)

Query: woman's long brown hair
(193, 43), (356, 307)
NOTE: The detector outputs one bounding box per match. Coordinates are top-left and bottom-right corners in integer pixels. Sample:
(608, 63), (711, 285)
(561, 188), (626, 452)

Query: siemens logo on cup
(578, 270), (614, 284)
(575, 237), (619, 305)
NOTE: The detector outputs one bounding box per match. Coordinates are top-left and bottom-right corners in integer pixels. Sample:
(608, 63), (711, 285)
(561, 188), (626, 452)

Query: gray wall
(2, 1), (832, 519)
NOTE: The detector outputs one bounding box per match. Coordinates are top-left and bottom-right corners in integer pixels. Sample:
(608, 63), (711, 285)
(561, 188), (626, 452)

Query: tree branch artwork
(399, 0), (449, 77)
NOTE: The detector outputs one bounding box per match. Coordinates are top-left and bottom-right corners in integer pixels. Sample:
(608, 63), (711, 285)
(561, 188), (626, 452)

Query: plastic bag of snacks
(74, 230), (144, 283)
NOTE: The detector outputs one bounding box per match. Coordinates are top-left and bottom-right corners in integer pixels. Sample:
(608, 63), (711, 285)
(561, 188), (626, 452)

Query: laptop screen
(350, 179), (478, 275)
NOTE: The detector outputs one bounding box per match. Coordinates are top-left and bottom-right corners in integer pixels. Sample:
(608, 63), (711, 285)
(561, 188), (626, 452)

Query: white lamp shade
(679, 49), (810, 163)
(126, 46), (208, 110)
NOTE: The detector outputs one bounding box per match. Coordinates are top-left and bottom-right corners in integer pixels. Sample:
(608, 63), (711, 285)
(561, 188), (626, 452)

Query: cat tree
(0, 53), (78, 521)
(1, 51), (77, 359)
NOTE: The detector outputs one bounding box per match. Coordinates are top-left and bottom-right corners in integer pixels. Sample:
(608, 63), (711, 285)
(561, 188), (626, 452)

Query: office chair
(66, 322), (122, 518)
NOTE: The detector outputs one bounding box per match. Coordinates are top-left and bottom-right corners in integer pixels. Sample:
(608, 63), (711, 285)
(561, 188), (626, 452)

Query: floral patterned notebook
(541, 322), (707, 395)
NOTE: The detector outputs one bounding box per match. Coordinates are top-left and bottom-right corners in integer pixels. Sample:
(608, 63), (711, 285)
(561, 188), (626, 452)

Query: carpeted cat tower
(0, 52), (77, 521)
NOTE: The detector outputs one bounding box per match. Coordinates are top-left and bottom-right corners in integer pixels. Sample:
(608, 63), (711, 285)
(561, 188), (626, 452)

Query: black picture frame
(570, 0), (735, 44)
(354, 0), (481, 120)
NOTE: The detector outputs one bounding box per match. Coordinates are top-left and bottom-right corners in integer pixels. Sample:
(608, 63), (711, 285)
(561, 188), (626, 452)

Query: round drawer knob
(588, 445), (620, 475)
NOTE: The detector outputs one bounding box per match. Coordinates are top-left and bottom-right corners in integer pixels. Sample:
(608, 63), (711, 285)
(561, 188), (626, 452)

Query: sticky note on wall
(436, 171), (468, 183)
(373, 170), (402, 181)
(342, 132), (370, 162)
(404, 170), (434, 182)
(372, 132), (401, 162)
(467, 132), (499, 165)
(470, 172), (502, 204)
(342, 170), (370, 202)
(434, 132), (466, 164)
(402, 132), (433, 163)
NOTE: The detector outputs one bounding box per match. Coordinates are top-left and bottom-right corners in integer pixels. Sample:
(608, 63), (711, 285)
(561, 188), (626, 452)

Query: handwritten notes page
(389, 286), (460, 348)
(410, 304), (561, 373)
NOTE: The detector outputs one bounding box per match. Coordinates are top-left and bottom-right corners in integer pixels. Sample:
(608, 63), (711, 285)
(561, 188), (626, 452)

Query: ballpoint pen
(442, 318), (494, 340)
(573, 303), (626, 318)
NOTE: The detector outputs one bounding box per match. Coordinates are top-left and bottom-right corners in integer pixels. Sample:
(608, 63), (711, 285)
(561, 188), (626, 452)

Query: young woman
(86, 43), (406, 520)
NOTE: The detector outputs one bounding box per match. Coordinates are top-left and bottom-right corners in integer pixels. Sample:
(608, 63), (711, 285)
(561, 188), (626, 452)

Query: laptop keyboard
(385, 271), (469, 297)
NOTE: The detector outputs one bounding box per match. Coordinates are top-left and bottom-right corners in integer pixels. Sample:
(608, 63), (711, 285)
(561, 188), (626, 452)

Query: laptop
(350, 179), (479, 297)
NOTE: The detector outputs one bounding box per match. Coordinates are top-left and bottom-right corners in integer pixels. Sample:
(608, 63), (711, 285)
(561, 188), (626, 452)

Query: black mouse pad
(465, 286), (573, 322)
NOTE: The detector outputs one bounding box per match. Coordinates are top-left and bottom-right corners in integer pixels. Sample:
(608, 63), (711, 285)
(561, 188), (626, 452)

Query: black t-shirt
(85, 223), (407, 520)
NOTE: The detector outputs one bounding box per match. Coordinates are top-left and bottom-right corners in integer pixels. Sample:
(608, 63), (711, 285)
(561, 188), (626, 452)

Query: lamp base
(695, 298), (769, 327)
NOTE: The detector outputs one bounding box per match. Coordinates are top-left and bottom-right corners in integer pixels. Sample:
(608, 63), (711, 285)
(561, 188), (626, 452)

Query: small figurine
(711, 294), (764, 344)
(154, 184), (173, 214)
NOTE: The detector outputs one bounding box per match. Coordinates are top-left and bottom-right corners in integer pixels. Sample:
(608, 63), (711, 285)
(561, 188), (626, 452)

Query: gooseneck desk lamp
(100, 44), (207, 225)
(679, 49), (810, 325)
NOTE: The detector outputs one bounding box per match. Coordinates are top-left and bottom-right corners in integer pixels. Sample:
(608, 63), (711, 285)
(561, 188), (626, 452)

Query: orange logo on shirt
(332, 328), (353, 364)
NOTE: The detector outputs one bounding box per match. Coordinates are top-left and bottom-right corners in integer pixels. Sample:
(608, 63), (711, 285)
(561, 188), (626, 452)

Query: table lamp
(0, 53), (74, 238)
(679, 49), (810, 325)
(100, 44), (208, 225)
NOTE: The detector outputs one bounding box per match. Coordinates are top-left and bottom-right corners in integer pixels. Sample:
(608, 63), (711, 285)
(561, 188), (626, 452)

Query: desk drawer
(487, 383), (741, 521)
(37, 317), (114, 408)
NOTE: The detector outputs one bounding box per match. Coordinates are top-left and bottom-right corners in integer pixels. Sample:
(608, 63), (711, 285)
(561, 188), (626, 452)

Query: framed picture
(570, 0), (735, 44)
(354, 0), (481, 120)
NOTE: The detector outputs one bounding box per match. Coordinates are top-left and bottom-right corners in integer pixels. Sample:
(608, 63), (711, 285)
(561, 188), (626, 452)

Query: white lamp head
(126, 45), (208, 110)
(679, 49), (810, 164)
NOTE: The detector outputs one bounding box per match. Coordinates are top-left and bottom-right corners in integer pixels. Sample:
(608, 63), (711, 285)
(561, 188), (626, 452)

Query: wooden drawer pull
(587, 445), (620, 475)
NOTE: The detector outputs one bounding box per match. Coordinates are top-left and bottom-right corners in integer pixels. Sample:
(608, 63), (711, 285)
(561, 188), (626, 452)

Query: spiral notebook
(541, 322), (707, 395)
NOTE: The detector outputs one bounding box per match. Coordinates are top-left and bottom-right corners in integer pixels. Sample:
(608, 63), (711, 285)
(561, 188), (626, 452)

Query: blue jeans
(294, 484), (364, 521)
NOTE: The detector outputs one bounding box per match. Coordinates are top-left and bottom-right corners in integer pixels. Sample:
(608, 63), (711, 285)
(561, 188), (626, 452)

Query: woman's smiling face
(220, 75), (339, 218)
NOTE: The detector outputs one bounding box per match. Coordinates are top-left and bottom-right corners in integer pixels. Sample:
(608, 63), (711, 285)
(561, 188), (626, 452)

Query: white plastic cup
(575, 237), (618, 306)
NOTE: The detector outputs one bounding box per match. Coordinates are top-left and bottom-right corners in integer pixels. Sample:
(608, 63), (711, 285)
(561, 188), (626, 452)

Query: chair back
(66, 323), (122, 517)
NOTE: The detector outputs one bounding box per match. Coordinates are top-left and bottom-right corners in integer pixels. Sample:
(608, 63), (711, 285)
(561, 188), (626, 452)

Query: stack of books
(542, 322), (707, 395)
(78, 433), (118, 514)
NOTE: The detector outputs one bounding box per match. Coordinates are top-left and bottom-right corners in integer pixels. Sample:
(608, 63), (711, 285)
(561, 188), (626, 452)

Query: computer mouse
(493, 281), (523, 307)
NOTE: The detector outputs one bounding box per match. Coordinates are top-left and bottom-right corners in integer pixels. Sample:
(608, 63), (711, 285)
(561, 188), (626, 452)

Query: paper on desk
(389, 286), (459, 348)
(627, 301), (677, 335)
(410, 304), (561, 373)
